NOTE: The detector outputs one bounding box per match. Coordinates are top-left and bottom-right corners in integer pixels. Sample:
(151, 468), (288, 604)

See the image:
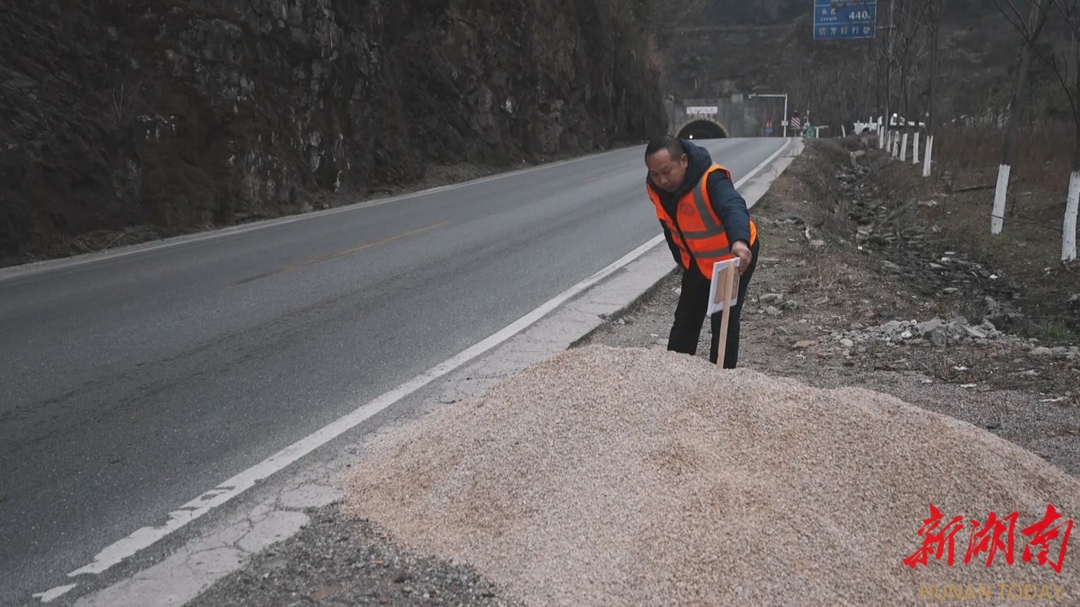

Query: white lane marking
(732, 137), (792, 195)
(32, 585), (77, 603)
(0, 144), (650, 283)
(58, 137), (792, 581)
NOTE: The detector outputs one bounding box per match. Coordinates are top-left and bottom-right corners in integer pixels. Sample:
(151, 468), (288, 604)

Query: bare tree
(897, 0), (926, 130)
(1038, 0), (1080, 259)
(872, 0), (901, 140)
(872, 0), (928, 157)
(899, 0), (930, 161)
(992, 0), (1053, 235)
(918, 0), (950, 176)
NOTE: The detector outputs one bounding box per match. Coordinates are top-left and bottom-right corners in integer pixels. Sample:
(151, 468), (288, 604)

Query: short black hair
(645, 135), (685, 160)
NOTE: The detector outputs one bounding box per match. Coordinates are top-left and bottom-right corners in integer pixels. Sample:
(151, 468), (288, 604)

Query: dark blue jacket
(647, 139), (753, 271)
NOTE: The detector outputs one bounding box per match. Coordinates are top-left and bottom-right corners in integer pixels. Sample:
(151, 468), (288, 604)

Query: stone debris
(817, 315), (1080, 361)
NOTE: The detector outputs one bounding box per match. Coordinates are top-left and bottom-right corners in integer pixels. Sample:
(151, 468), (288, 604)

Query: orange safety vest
(647, 164), (757, 279)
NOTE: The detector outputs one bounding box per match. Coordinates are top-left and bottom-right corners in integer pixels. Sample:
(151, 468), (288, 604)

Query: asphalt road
(0, 136), (788, 604)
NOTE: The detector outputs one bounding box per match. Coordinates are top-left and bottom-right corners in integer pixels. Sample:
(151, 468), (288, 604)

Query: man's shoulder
(704, 166), (743, 207)
(705, 165), (733, 187)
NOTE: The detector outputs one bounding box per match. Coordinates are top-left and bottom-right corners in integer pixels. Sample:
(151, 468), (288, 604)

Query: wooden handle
(715, 262), (737, 368)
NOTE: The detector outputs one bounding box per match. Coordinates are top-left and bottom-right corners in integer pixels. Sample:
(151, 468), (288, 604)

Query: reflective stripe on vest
(647, 163), (757, 279)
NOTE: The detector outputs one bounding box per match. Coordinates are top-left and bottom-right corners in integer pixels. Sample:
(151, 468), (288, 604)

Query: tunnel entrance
(676, 120), (729, 139)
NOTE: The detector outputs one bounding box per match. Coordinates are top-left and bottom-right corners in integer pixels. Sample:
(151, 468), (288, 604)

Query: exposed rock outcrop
(1, 0), (666, 264)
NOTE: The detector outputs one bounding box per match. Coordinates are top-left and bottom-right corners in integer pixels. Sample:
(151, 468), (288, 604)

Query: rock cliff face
(1, 0), (666, 264)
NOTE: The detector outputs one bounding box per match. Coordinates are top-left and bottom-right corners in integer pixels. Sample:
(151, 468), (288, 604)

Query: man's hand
(731, 240), (751, 275)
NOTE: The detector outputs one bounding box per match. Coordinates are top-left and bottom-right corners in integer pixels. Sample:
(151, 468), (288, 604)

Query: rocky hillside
(0, 0), (667, 266)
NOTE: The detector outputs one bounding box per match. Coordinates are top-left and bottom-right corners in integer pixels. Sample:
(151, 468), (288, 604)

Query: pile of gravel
(343, 344), (1079, 605)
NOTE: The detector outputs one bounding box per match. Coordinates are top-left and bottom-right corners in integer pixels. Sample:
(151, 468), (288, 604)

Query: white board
(706, 257), (741, 316)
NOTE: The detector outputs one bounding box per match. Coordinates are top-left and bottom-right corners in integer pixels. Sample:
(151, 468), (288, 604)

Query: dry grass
(790, 258), (862, 294)
(869, 125), (1080, 341)
(934, 123), (1073, 192)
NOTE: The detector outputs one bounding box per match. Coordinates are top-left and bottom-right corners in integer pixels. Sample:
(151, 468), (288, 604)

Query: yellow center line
(300, 221), (449, 266)
(229, 221), (450, 287)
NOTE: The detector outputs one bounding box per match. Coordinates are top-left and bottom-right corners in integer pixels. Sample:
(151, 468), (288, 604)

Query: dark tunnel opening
(676, 120), (729, 139)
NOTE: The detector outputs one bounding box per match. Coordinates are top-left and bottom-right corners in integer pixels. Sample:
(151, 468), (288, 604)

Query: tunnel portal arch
(676, 119), (729, 139)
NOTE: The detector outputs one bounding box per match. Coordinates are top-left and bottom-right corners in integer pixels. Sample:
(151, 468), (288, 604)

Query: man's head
(644, 135), (688, 193)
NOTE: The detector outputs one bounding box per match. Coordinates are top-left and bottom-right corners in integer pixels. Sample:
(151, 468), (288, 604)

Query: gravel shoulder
(184, 510), (523, 607)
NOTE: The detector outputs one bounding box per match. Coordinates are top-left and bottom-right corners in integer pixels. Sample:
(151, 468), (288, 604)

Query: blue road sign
(814, 0), (877, 40)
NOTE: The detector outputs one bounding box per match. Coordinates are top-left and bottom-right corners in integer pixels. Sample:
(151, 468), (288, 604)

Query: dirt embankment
(0, 0), (666, 266)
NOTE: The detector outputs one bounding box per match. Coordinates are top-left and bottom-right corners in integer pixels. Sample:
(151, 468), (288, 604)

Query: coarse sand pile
(343, 345), (1080, 606)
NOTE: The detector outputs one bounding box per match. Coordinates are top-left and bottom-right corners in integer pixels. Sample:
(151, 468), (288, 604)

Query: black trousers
(667, 239), (760, 368)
